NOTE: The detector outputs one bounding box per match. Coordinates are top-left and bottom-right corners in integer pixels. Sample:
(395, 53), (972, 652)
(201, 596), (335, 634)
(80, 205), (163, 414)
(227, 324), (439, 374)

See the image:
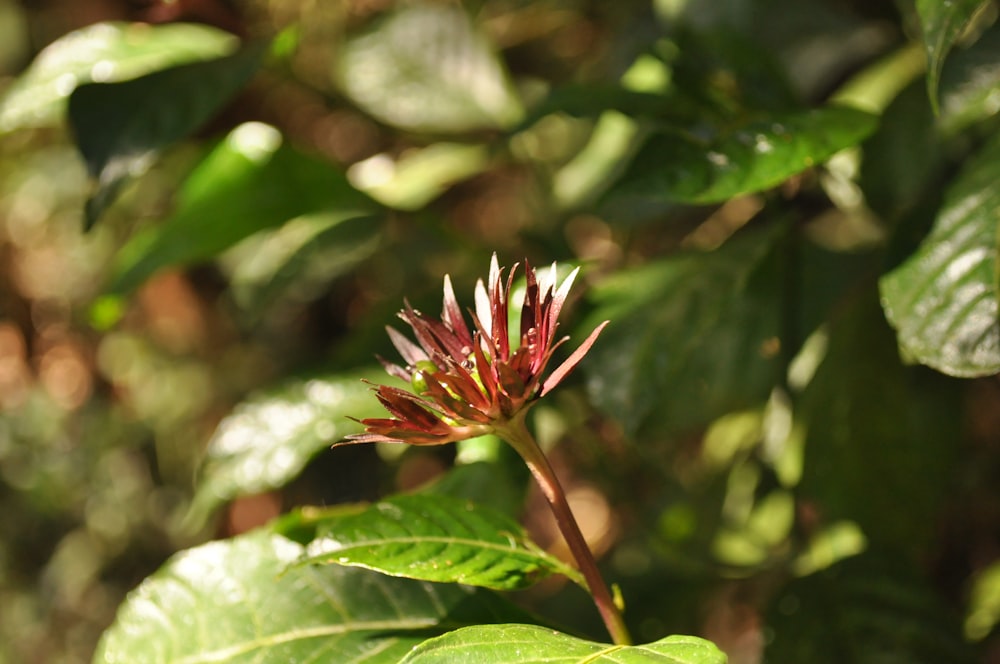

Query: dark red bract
(343, 254), (608, 446)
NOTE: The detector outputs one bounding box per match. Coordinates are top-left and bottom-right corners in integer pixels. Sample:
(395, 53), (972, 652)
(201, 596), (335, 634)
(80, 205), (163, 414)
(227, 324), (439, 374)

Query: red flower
(343, 254), (608, 446)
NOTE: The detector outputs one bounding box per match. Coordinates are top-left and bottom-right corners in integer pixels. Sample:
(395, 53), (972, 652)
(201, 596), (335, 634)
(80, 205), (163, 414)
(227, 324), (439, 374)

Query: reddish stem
(499, 416), (632, 646)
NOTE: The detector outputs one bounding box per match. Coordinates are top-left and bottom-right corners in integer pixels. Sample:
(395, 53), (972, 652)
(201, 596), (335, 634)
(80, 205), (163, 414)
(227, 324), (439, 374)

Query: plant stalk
(499, 415), (632, 646)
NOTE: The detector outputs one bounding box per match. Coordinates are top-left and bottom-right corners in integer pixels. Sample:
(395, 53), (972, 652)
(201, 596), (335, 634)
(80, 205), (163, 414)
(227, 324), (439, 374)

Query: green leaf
(399, 625), (726, 663)
(610, 106), (877, 205)
(95, 530), (538, 664)
(859, 80), (942, 221)
(584, 226), (781, 440)
(290, 493), (583, 591)
(799, 292), (961, 552)
(107, 122), (379, 294)
(69, 41), (268, 229)
(937, 21), (1000, 134)
(916, 0), (992, 114)
(766, 552), (976, 663)
(186, 368), (388, 526)
(879, 133), (1000, 377)
(337, 5), (523, 133)
(0, 21), (238, 133)
(225, 211), (381, 318)
(516, 85), (679, 130)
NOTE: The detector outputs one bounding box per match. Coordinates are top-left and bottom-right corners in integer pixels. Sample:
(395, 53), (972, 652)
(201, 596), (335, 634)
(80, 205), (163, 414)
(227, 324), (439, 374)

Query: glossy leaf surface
(0, 21), (237, 132)
(337, 5), (522, 132)
(108, 122), (379, 294)
(400, 625), (726, 663)
(95, 530), (536, 664)
(292, 493), (583, 590)
(187, 368), (387, 524)
(880, 134), (1000, 377)
(69, 41), (268, 228)
(916, 0), (991, 113)
(584, 227), (781, 440)
(610, 106), (876, 204)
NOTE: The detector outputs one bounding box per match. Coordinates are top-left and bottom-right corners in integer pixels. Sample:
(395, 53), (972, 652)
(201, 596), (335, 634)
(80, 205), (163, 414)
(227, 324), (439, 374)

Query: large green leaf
(399, 625), (726, 663)
(337, 5), (522, 133)
(799, 292), (960, 552)
(69, 41), (268, 228)
(765, 552), (976, 663)
(610, 106), (877, 205)
(107, 122), (379, 294)
(95, 530), (537, 664)
(288, 493), (583, 591)
(879, 133), (1000, 377)
(916, 0), (992, 113)
(584, 226), (781, 441)
(0, 21), (237, 133)
(186, 368), (388, 526)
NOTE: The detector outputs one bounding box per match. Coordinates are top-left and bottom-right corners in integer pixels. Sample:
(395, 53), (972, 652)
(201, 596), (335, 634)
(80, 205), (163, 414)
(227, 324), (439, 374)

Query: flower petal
(442, 274), (473, 346)
(540, 320), (609, 397)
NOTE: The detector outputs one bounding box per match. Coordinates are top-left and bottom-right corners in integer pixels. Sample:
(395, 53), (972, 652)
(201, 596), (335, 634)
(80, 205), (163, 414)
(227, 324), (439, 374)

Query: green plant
(2, 0), (1000, 662)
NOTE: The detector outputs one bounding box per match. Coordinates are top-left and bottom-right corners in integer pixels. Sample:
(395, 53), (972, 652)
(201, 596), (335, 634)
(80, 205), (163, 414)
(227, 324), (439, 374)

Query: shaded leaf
(610, 106), (877, 205)
(95, 530), (538, 664)
(291, 493), (582, 591)
(107, 122), (379, 294)
(938, 22), (1000, 134)
(584, 226), (781, 440)
(879, 133), (1000, 377)
(916, 0), (992, 113)
(225, 211), (382, 318)
(859, 80), (942, 221)
(766, 552), (976, 663)
(187, 368), (388, 526)
(69, 41), (268, 228)
(0, 21), (237, 133)
(422, 436), (529, 517)
(338, 5), (522, 133)
(799, 291), (961, 552)
(516, 85), (679, 130)
(400, 625), (726, 663)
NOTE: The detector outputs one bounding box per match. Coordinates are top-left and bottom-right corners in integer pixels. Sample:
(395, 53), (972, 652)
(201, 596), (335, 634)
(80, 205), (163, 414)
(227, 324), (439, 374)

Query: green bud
(410, 360), (439, 394)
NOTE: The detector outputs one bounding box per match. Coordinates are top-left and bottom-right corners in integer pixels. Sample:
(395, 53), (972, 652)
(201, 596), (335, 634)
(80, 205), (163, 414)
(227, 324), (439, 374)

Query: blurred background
(2, 0), (1000, 662)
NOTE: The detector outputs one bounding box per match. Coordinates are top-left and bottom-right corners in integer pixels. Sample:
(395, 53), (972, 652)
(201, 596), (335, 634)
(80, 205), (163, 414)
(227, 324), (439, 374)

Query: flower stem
(499, 416), (632, 646)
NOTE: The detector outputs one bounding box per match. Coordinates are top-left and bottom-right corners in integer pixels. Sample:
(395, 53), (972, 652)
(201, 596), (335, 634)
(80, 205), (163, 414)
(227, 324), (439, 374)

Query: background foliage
(1, 0), (1000, 662)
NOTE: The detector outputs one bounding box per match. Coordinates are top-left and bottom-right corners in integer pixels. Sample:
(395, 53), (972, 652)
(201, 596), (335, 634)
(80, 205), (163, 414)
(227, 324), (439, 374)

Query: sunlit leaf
(95, 530), (538, 664)
(766, 552), (976, 663)
(879, 133), (1000, 377)
(338, 5), (522, 133)
(107, 122), (379, 294)
(69, 41), (268, 229)
(0, 21), (237, 133)
(400, 625), (726, 663)
(610, 106), (877, 205)
(187, 368), (388, 526)
(584, 226), (781, 440)
(966, 559), (1000, 640)
(349, 143), (491, 211)
(289, 493), (583, 591)
(916, 0), (992, 114)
